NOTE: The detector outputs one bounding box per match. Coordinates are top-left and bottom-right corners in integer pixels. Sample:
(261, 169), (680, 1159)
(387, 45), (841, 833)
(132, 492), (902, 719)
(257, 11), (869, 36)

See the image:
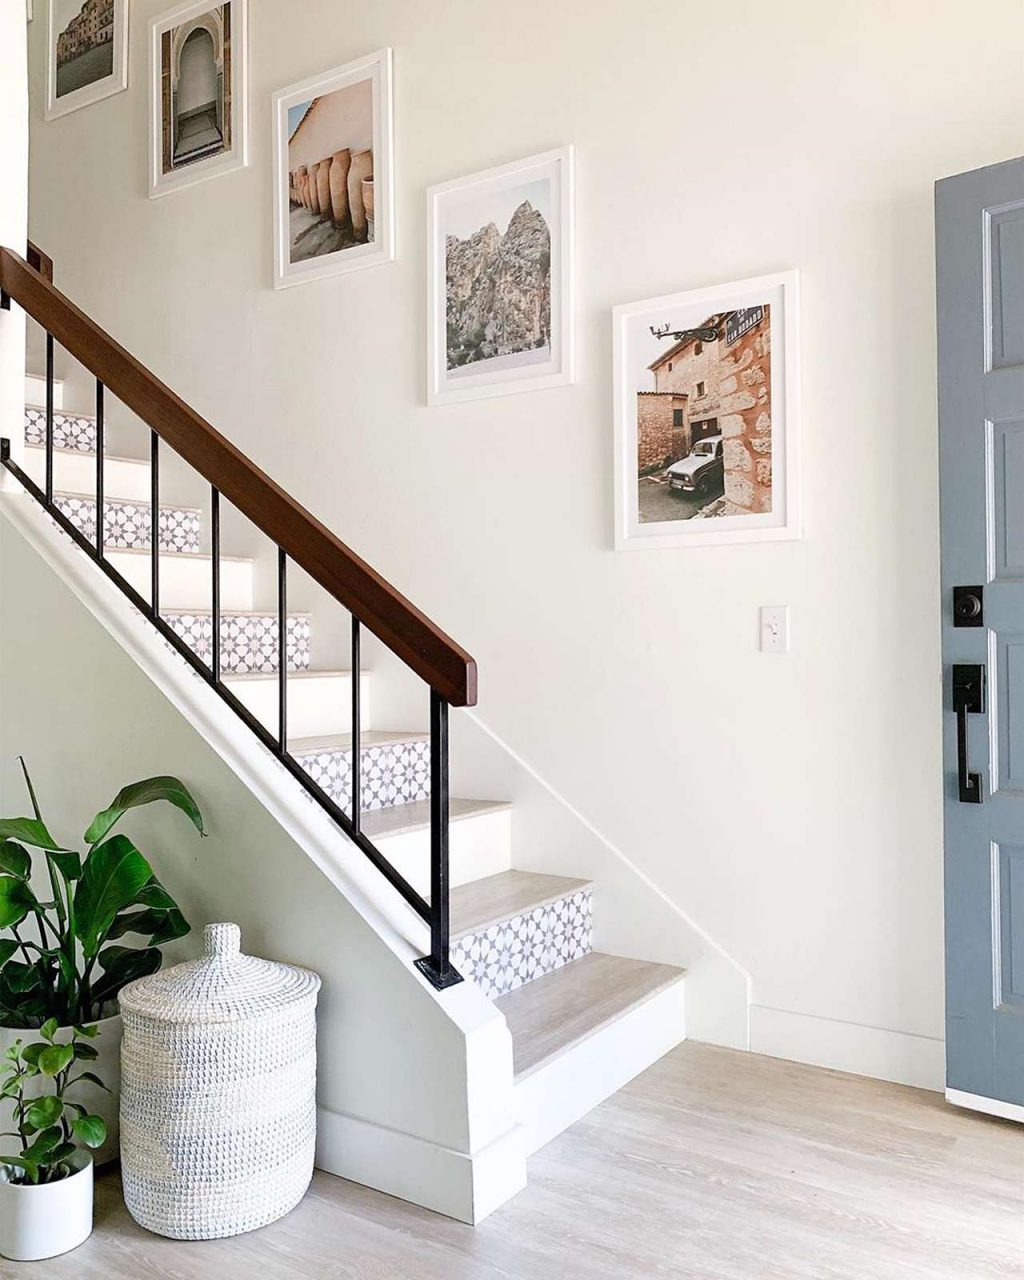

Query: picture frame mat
(271, 47), (395, 288)
(427, 145), (575, 406)
(613, 269), (801, 550)
(147, 0), (249, 199)
(45, 0), (129, 121)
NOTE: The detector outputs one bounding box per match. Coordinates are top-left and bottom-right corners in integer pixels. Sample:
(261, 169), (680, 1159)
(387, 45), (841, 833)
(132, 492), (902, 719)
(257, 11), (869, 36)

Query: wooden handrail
(1, 247), (477, 706)
(25, 241), (53, 283)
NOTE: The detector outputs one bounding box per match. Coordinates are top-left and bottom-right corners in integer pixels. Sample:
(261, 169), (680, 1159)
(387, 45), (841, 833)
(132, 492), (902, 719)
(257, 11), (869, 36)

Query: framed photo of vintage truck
(613, 270), (800, 549)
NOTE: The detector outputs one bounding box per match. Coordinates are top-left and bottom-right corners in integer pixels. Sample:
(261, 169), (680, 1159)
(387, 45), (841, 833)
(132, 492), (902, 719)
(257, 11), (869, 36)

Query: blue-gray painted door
(938, 155), (1024, 1106)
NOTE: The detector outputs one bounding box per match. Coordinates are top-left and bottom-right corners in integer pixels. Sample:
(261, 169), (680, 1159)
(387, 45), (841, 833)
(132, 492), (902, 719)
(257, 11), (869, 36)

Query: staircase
(2, 250), (687, 1218)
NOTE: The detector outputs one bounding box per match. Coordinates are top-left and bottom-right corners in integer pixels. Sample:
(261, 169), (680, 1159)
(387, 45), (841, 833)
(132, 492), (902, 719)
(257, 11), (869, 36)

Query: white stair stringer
(0, 488), (525, 1225)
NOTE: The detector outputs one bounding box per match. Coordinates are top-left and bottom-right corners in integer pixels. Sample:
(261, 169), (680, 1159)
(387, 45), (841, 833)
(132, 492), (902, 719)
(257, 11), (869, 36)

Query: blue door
(938, 155), (1024, 1116)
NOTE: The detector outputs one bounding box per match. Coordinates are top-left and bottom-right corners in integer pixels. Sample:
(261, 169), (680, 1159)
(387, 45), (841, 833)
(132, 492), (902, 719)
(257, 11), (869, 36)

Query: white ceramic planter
(0, 1011), (121, 1166)
(0, 1151), (93, 1261)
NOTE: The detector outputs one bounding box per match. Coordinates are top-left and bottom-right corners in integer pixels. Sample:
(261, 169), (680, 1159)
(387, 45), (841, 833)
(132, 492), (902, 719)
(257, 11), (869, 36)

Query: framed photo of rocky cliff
(45, 0), (129, 120)
(427, 147), (575, 406)
(148, 0), (248, 198)
(613, 271), (800, 550)
(272, 49), (395, 288)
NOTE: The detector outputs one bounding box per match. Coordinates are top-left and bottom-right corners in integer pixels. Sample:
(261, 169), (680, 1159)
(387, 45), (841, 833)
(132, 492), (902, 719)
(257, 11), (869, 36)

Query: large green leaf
(132, 881), (178, 911)
(0, 819), (66, 852)
(84, 776), (205, 847)
(0, 877), (34, 929)
(23, 1126), (62, 1161)
(73, 835), (153, 958)
(71, 1114), (106, 1149)
(107, 905), (189, 947)
(47, 849), (82, 882)
(0, 842), (30, 880)
(25, 1095), (62, 1131)
(0, 940), (19, 969)
(3, 961), (42, 995)
(90, 946), (161, 1003)
(37, 1043), (73, 1077)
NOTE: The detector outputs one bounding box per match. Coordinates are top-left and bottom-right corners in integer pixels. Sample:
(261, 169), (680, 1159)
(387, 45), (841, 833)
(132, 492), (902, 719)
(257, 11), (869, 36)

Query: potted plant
(0, 1021), (108, 1260)
(0, 760), (204, 1163)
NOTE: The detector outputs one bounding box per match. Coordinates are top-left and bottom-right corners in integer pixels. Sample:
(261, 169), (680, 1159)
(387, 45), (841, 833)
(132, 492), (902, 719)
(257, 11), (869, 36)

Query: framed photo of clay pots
(45, 0), (129, 121)
(613, 271), (800, 550)
(427, 146), (575, 406)
(272, 49), (395, 288)
(148, 0), (248, 198)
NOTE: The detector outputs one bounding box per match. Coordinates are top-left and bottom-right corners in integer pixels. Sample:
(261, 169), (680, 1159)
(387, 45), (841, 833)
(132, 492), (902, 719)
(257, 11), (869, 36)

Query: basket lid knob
(204, 922), (241, 959)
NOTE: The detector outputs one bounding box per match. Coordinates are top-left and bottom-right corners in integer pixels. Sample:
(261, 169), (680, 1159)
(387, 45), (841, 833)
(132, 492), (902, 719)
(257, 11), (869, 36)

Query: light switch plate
(760, 605), (789, 654)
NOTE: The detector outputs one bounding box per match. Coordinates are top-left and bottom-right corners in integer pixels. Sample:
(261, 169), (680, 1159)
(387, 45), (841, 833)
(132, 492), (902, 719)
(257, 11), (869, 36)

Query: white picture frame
(613, 270), (801, 550)
(45, 0), (128, 121)
(272, 48), (395, 289)
(148, 0), (248, 199)
(427, 146), (575, 406)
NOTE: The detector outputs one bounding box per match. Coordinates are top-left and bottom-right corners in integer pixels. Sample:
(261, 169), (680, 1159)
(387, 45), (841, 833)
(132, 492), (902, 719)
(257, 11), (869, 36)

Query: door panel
(938, 156), (1024, 1109)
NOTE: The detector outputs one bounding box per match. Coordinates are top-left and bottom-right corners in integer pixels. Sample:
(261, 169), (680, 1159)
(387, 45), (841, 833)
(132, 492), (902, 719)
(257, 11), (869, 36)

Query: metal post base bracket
(414, 956), (464, 991)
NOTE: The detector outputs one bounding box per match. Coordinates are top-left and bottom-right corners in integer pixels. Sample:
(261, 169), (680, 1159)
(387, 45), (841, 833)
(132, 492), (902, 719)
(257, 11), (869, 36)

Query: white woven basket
(118, 923), (321, 1240)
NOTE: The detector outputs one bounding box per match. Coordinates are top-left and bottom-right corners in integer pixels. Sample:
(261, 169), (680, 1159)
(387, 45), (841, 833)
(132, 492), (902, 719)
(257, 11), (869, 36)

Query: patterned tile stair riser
(292, 738), (430, 814)
(162, 612), (312, 675)
(55, 493), (201, 553)
(451, 887), (594, 1000)
(25, 407), (97, 453)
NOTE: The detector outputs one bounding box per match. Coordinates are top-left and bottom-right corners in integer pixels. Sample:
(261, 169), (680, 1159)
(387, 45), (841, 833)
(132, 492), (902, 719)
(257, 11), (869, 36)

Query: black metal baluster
(150, 430), (160, 616)
(351, 617), (361, 834)
(44, 333), (54, 505)
(415, 692), (461, 988)
(211, 487), (221, 682)
(278, 547), (288, 752)
(95, 381), (104, 557)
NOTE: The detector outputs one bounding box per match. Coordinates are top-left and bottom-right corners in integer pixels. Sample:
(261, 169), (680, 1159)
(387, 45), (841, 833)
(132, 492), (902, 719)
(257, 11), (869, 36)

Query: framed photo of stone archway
(427, 147), (575, 406)
(272, 49), (395, 288)
(45, 0), (129, 121)
(148, 0), (248, 198)
(613, 271), (801, 550)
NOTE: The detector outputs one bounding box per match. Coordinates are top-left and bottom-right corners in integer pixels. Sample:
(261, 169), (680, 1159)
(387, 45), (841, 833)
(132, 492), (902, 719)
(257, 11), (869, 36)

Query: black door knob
(953, 585), (984, 627)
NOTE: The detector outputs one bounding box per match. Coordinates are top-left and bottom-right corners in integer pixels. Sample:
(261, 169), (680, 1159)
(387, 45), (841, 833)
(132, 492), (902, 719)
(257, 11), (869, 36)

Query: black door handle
(952, 663), (985, 804)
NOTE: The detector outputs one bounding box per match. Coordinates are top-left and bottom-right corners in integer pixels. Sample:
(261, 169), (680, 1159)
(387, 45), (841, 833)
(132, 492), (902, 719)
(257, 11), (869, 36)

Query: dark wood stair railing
(0, 244), (473, 990)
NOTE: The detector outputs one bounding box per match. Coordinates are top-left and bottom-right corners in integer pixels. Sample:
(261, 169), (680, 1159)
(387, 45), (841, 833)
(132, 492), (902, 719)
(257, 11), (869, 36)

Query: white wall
(21, 0), (1024, 1089)
(0, 2), (28, 469)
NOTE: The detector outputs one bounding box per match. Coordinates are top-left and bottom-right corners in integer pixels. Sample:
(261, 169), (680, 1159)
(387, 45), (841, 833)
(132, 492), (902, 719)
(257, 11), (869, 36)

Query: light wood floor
(10, 1043), (1024, 1280)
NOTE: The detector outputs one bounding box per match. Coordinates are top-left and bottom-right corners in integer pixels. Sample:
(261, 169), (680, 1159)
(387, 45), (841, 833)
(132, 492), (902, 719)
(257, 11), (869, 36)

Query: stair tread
(26, 441), (147, 467)
(53, 487), (200, 511)
(223, 668), (363, 683)
(289, 729), (426, 755)
(360, 797), (510, 840)
(104, 546), (252, 564)
(160, 607), (312, 618)
(495, 952), (685, 1080)
(450, 869), (593, 939)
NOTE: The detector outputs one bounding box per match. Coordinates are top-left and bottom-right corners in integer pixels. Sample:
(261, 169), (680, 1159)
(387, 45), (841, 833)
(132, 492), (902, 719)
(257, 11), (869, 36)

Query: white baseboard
(749, 1004), (945, 1091)
(946, 1088), (1024, 1124)
(315, 1106), (526, 1225)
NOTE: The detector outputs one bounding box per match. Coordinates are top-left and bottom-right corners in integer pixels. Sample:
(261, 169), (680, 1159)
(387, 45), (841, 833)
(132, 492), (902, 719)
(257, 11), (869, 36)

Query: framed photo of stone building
(272, 49), (395, 288)
(613, 271), (800, 549)
(148, 0), (248, 198)
(427, 147), (575, 406)
(45, 0), (128, 120)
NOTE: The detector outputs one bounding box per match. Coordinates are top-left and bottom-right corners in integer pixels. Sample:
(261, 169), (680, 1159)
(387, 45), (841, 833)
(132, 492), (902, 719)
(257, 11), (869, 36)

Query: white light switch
(760, 605), (790, 654)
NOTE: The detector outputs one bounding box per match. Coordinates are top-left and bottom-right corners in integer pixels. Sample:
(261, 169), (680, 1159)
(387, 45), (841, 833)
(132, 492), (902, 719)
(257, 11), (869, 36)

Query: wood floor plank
(8, 1043), (1024, 1279)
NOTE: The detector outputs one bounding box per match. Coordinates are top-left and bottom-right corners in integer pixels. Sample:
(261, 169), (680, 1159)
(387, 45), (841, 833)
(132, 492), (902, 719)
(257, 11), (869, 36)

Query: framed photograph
(148, 0), (248, 198)
(613, 270), (800, 550)
(272, 48), (395, 288)
(427, 146), (575, 406)
(45, 0), (128, 120)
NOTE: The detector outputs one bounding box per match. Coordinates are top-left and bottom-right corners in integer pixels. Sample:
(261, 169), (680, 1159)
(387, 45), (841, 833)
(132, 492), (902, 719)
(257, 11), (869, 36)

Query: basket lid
(117, 923), (320, 1024)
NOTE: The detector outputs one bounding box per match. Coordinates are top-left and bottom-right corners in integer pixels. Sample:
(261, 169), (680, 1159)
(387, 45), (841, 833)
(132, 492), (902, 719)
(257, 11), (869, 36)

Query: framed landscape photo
(46, 0), (128, 120)
(613, 270), (800, 550)
(148, 0), (248, 198)
(427, 146), (575, 406)
(272, 48), (395, 288)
